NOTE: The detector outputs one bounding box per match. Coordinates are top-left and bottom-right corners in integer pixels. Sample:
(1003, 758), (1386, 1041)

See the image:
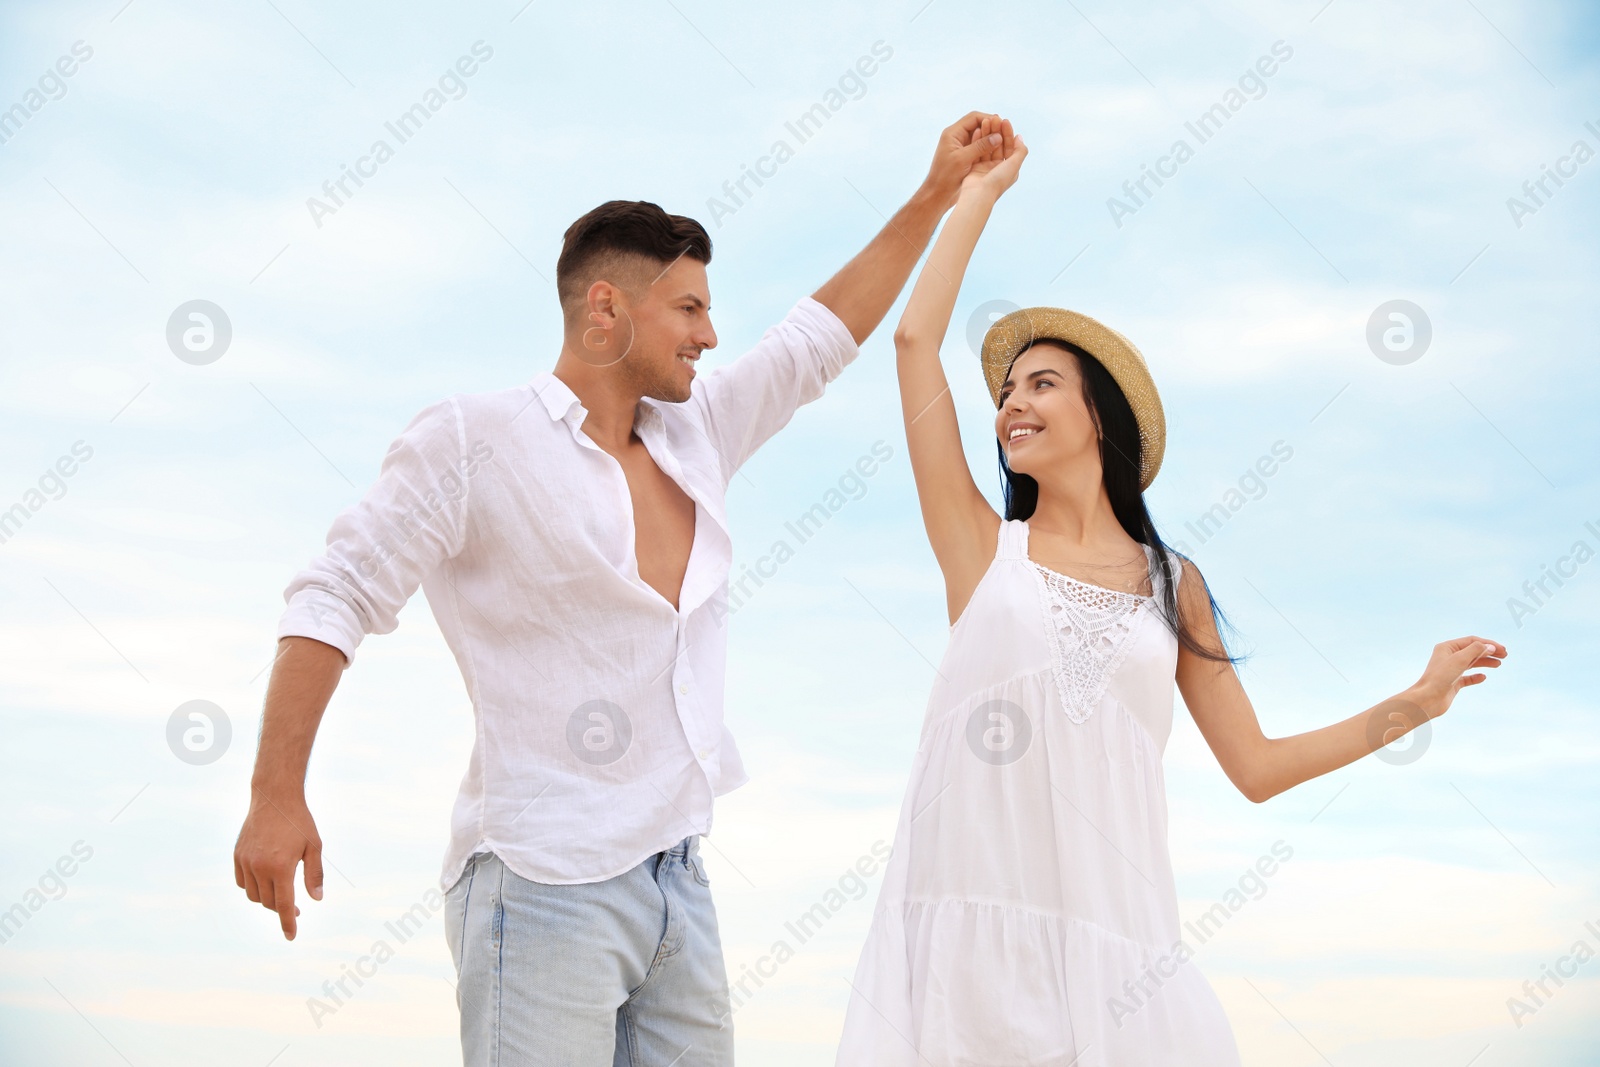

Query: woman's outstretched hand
(1402, 635), (1506, 721)
(959, 114), (1027, 200)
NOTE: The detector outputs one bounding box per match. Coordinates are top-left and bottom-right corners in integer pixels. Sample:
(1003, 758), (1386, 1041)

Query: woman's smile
(1006, 422), (1043, 445)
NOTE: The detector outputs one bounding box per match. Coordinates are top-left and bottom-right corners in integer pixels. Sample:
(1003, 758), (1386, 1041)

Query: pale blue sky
(1, 0), (1596, 1064)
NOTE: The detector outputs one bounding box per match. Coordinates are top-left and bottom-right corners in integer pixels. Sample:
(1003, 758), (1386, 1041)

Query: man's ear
(578, 278), (638, 367)
(586, 279), (623, 332)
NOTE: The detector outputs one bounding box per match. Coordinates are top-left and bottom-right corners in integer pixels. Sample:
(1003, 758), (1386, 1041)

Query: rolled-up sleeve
(276, 396), (472, 667)
(692, 295), (861, 483)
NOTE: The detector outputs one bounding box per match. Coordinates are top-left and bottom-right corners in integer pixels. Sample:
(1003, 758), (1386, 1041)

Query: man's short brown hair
(555, 201), (712, 326)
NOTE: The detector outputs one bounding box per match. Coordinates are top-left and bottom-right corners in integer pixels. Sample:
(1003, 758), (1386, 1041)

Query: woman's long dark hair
(997, 340), (1241, 665)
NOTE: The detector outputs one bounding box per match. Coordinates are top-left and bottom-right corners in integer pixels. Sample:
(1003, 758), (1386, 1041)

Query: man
(233, 112), (1010, 1065)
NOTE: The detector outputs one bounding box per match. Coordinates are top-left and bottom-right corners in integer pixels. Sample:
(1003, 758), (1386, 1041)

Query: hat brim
(980, 307), (1165, 491)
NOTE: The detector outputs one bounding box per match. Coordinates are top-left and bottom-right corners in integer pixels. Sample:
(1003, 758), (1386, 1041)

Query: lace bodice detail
(1028, 557), (1152, 724)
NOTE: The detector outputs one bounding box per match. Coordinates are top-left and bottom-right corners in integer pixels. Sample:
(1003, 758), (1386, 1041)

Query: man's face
(599, 256), (717, 404)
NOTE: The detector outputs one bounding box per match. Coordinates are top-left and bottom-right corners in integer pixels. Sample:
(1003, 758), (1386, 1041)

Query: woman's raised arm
(893, 116), (1027, 623)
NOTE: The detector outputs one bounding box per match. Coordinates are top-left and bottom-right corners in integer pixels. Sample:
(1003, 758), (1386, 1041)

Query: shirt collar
(635, 397), (666, 433)
(529, 371), (667, 434)
(530, 371), (583, 423)
(528, 374), (672, 444)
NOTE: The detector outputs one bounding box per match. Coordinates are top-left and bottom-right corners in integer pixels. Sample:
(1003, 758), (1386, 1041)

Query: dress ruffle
(841, 899), (1239, 1067)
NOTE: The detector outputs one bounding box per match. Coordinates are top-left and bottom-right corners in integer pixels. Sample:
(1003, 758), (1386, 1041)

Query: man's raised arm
(811, 111), (1002, 343)
(692, 113), (1000, 481)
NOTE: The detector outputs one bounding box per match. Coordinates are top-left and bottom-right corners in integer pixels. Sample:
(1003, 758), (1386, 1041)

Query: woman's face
(994, 342), (1101, 480)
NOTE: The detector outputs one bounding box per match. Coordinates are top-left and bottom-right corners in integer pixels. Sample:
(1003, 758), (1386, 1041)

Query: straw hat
(979, 307), (1166, 491)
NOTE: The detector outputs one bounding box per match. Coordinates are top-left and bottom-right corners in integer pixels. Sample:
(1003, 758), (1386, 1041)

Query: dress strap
(996, 518), (1028, 561)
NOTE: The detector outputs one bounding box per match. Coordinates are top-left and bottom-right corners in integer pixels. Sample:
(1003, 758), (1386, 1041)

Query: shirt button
(679, 684), (689, 694)
(697, 749), (709, 760)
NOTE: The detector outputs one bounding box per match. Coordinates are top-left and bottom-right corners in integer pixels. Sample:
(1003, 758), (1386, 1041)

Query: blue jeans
(444, 836), (735, 1066)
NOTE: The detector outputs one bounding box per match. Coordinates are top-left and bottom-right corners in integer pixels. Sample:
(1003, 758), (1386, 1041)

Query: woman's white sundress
(835, 518), (1241, 1067)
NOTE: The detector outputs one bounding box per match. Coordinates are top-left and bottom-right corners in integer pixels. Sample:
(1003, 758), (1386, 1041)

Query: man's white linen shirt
(275, 296), (860, 890)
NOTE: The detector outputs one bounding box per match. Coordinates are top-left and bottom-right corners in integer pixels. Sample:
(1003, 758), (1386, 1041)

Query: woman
(833, 116), (1506, 1066)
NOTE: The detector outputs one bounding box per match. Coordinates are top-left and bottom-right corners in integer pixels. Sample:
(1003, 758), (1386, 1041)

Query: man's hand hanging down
(232, 635), (345, 940)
